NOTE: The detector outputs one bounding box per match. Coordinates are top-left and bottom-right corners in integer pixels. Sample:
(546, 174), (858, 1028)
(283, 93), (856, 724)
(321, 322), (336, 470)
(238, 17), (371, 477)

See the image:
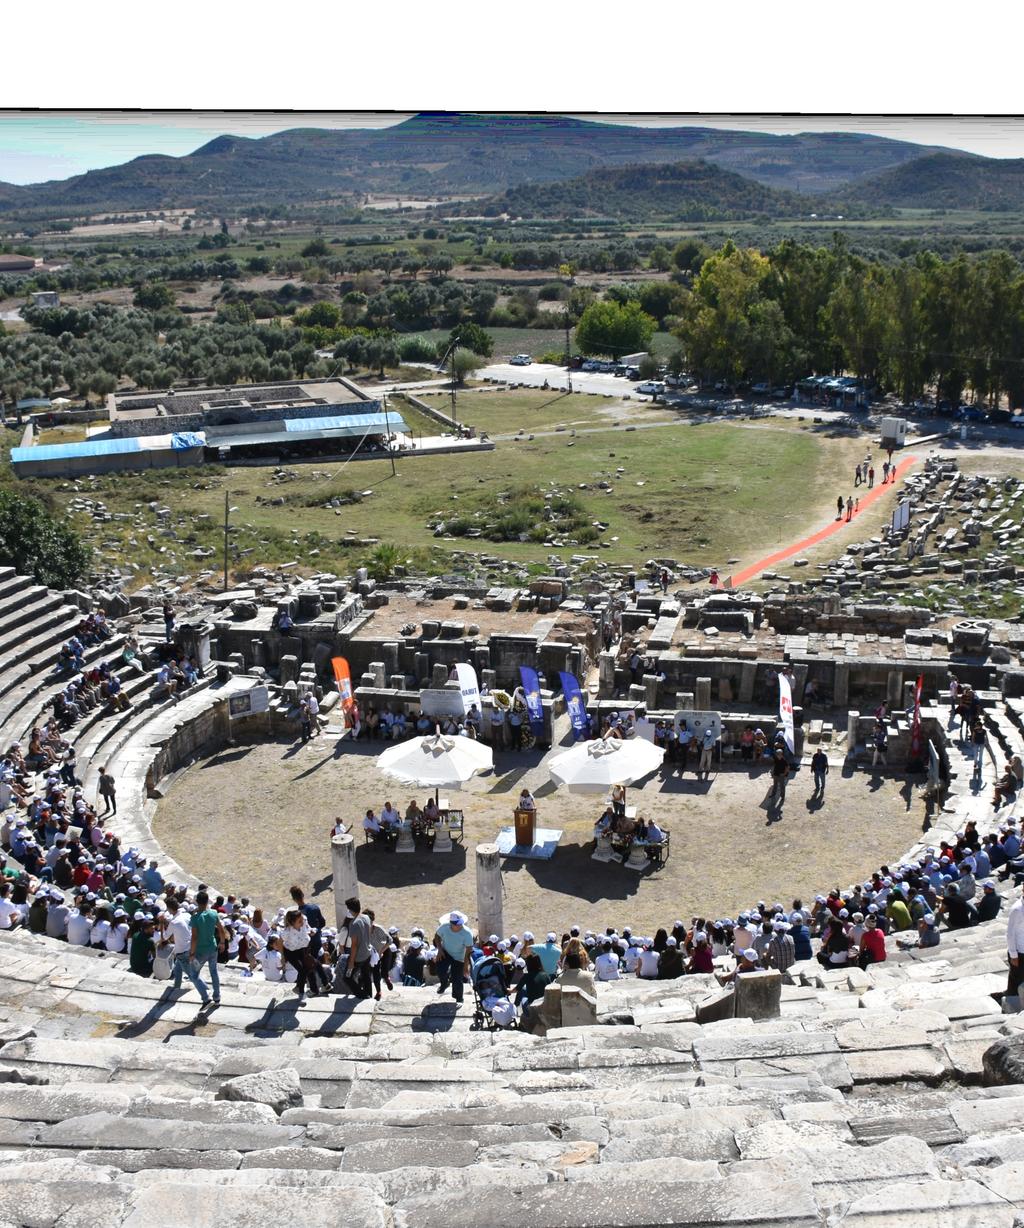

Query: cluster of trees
(1, 298), (496, 404)
(668, 238), (1024, 406)
(0, 489), (91, 589)
(0, 305), (340, 402)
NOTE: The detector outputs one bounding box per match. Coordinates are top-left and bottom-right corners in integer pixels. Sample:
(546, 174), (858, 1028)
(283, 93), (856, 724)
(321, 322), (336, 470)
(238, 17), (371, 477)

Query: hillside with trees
(473, 161), (819, 222)
(0, 113), (946, 217)
(838, 152), (1024, 211)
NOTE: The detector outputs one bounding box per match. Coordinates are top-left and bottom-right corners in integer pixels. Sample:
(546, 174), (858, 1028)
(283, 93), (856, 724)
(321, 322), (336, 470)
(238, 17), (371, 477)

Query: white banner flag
(778, 671), (795, 755)
(455, 663), (480, 718)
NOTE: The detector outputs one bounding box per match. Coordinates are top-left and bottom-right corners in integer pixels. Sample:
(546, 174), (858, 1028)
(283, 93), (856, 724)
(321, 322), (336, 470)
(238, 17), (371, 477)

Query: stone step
(393, 1175), (821, 1227)
(0, 632), (126, 741)
(0, 587), (61, 648)
(0, 571), (32, 606)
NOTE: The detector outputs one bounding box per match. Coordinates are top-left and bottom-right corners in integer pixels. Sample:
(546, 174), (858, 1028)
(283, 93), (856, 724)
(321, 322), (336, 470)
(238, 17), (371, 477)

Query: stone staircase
(0, 910), (1023, 1226)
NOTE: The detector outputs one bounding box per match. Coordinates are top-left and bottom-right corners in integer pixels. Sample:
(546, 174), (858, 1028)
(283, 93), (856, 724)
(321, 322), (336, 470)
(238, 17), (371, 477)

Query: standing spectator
(189, 890), (225, 1007)
(770, 748), (790, 806)
(871, 723), (888, 768)
(489, 704), (506, 751)
(969, 720), (987, 777)
(698, 725), (717, 778)
(167, 900), (210, 1007)
(948, 673), (960, 718)
(162, 603), (175, 643)
(433, 911), (474, 1003)
(867, 466), (875, 488)
(343, 896), (373, 1000)
(98, 766), (116, 816)
(1006, 884), (1024, 1002)
(810, 748), (829, 797)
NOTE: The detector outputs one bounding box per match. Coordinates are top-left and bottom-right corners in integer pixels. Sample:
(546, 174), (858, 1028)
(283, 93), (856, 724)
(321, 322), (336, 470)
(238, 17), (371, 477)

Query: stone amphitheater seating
(3, 566), (1024, 1224)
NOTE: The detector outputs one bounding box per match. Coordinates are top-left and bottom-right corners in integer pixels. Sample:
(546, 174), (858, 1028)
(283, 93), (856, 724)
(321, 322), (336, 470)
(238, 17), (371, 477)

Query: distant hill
(839, 151), (1024, 210)
(0, 113), (948, 217)
(464, 160), (812, 222)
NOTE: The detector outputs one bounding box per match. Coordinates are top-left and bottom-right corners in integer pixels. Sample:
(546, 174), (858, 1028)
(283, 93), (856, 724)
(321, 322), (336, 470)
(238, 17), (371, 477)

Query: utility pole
(560, 262), (574, 395)
(382, 391), (397, 475)
(223, 492), (238, 592)
(449, 329), (459, 430)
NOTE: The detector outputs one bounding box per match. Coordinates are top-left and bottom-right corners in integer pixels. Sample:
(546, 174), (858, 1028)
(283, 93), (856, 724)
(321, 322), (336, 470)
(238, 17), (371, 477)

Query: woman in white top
(105, 916), (129, 952)
(280, 910), (326, 1003)
(258, 935), (294, 983)
(517, 789), (536, 811)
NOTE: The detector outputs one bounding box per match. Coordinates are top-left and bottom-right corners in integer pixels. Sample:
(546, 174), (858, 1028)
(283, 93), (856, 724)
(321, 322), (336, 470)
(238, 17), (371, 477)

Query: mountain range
(0, 113), (1018, 218)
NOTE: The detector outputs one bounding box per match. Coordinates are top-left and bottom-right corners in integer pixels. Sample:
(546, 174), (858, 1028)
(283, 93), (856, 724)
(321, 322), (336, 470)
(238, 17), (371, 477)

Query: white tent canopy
(376, 732), (493, 791)
(547, 735), (664, 795)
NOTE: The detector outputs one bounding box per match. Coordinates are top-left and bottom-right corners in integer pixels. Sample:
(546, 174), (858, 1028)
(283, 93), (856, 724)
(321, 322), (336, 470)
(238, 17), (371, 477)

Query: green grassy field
(407, 388), (648, 436)
(8, 405), (868, 591)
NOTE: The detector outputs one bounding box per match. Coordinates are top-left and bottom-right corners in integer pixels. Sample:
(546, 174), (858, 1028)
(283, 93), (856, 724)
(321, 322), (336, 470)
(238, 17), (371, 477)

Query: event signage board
(228, 685), (269, 719)
(778, 672), (795, 754)
(419, 689), (469, 719)
(559, 671), (588, 740)
(455, 662), (481, 717)
(519, 665), (545, 737)
(672, 711), (722, 741)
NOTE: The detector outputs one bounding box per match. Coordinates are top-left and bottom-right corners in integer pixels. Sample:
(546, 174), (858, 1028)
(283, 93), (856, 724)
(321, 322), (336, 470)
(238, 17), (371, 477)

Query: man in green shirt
(129, 918), (156, 978)
(184, 890), (226, 1006)
(886, 893), (913, 932)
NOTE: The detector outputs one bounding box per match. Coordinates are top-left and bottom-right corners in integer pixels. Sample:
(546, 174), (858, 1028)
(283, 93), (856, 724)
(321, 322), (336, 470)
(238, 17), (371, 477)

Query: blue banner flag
(559, 671), (588, 740)
(519, 666), (545, 737)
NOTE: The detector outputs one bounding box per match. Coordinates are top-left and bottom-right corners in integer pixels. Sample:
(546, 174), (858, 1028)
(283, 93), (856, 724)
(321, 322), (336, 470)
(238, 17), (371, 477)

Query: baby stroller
(470, 955), (518, 1031)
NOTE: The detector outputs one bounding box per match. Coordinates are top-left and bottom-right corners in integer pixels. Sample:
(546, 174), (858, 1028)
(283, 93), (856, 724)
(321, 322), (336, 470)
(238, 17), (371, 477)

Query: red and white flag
(778, 672), (795, 754)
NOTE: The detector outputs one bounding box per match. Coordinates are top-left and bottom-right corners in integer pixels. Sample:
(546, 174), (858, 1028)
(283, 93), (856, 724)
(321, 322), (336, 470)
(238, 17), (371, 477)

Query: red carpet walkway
(729, 454), (918, 588)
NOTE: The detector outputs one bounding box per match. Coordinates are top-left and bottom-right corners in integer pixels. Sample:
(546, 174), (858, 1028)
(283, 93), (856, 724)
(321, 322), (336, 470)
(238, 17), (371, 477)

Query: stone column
(642, 674), (659, 710)
(598, 651), (616, 698)
(739, 662), (757, 705)
(431, 662), (449, 688)
(833, 662), (849, 708)
(846, 710), (860, 754)
(886, 670), (904, 708)
(695, 677), (712, 710)
(903, 680), (917, 711)
(475, 843), (503, 940)
(382, 642), (400, 677)
(331, 835), (360, 929)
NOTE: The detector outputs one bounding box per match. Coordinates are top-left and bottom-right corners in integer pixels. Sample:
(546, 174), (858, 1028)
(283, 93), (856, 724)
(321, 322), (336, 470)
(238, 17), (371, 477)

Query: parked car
(509, 354), (532, 366)
(634, 381), (665, 396)
(623, 366), (640, 380)
(751, 382), (771, 395)
(1009, 414), (1024, 429)
(581, 359), (600, 372)
(770, 386), (792, 400)
(956, 405), (986, 423)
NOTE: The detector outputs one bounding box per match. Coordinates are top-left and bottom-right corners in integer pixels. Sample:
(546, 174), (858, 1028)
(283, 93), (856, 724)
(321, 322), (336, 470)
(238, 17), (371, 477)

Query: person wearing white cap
(767, 921), (795, 973)
(918, 913), (940, 949)
(977, 881), (1003, 924)
(433, 911), (474, 1003)
(593, 940), (621, 981)
(536, 932), (561, 975)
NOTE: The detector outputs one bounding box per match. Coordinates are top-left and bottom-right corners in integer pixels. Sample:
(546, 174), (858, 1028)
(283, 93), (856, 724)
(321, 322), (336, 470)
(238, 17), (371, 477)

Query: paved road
(479, 362), (661, 399)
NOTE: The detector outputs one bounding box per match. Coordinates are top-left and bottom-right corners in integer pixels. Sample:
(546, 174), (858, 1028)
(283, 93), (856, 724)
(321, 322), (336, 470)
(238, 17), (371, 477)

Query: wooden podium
(514, 807), (536, 848)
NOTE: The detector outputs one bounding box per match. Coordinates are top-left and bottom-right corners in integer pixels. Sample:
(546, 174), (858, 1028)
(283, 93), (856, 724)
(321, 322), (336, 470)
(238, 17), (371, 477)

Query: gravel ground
(155, 733), (928, 937)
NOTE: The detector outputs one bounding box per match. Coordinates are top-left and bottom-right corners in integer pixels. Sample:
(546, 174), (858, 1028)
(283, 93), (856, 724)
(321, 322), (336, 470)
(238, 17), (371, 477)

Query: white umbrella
(376, 732), (493, 799)
(548, 735), (664, 795)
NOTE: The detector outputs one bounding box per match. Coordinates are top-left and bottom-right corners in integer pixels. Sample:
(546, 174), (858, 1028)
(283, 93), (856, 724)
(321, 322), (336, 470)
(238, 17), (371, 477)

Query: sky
(2, 112), (1024, 186)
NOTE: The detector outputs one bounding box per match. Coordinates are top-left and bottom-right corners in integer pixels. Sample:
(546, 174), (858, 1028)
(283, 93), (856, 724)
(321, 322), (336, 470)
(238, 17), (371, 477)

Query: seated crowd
(1, 719), (1017, 1016)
